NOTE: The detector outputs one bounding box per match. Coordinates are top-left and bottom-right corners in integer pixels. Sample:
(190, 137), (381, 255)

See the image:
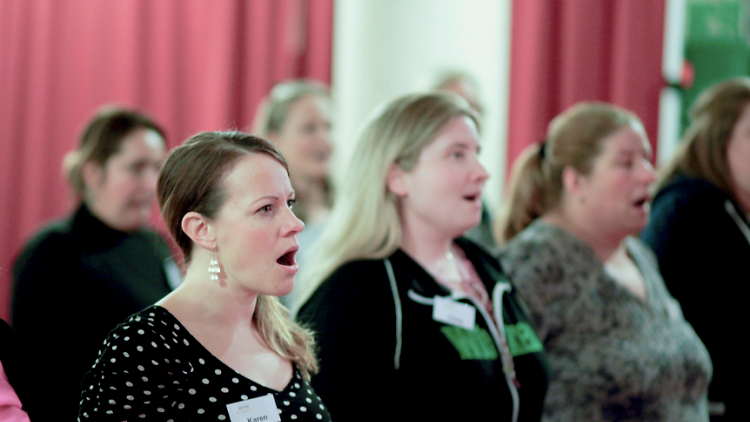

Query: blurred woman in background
(641, 77), (750, 420)
(497, 102), (712, 421)
(79, 131), (330, 421)
(427, 69), (496, 251)
(254, 80), (334, 306)
(297, 92), (549, 422)
(12, 106), (179, 421)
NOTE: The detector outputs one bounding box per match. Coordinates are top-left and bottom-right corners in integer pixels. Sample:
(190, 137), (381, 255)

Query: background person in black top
(11, 107), (178, 421)
(641, 77), (750, 420)
(426, 69), (497, 252)
(296, 92), (549, 422)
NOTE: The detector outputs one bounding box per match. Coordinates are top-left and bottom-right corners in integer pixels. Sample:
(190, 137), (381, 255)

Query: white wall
(330, 0), (512, 214)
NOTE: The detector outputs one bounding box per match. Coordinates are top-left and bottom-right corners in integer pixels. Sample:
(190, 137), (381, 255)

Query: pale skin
(543, 124), (655, 301)
(388, 116), (488, 283)
(157, 154), (304, 391)
(82, 128), (166, 232)
(158, 277), (293, 391)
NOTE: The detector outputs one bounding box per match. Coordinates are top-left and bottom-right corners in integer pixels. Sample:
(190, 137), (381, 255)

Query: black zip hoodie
(297, 238), (549, 422)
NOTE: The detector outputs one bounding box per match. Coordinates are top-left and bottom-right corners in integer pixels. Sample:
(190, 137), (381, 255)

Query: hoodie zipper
(406, 282), (520, 422)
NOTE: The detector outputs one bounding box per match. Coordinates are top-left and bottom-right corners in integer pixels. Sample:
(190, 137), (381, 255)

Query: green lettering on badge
(441, 326), (498, 360)
(504, 322), (544, 357)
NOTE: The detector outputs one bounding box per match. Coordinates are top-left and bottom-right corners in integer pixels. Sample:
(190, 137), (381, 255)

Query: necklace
(427, 247), (482, 296)
(430, 246), (464, 285)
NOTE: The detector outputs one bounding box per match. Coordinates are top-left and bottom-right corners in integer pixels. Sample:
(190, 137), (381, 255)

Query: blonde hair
(252, 79), (333, 222)
(255, 295), (318, 379)
(254, 79), (330, 136)
(158, 131), (318, 378)
(655, 77), (750, 202)
(294, 92), (479, 311)
(495, 102), (641, 243)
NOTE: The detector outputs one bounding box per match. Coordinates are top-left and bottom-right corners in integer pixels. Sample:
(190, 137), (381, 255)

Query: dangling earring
(208, 244), (221, 281)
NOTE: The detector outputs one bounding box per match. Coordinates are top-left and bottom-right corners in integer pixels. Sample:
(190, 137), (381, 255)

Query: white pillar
(331, 0), (511, 213)
(658, 0), (687, 166)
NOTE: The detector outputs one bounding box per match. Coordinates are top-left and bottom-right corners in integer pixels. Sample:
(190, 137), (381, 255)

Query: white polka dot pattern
(78, 306), (331, 421)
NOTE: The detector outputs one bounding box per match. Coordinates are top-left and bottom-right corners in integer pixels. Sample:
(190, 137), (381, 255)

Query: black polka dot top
(78, 306), (332, 421)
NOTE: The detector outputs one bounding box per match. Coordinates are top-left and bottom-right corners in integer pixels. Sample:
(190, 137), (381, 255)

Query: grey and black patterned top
(500, 221), (712, 422)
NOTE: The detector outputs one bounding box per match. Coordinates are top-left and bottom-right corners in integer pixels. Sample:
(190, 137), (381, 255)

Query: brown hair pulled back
(157, 131), (319, 378)
(157, 131), (287, 264)
(496, 102), (641, 243)
(64, 106), (165, 198)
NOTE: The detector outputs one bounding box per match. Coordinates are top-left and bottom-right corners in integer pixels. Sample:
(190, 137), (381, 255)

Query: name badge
(433, 296), (476, 330)
(226, 394), (281, 422)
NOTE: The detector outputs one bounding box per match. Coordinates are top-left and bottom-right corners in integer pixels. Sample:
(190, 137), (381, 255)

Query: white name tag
(226, 393), (281, 422)
(433, 296), (476, 330)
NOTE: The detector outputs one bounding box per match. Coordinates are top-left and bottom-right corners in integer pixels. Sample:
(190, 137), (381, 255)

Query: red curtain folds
(0, 0), (333, 320)
(508, 0), (666, 176)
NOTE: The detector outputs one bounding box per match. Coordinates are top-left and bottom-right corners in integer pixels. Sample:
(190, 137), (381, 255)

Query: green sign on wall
(683, 0), (750, 131)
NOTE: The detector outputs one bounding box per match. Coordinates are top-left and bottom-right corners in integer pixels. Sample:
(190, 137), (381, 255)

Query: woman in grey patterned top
(496, 103), (712, 422)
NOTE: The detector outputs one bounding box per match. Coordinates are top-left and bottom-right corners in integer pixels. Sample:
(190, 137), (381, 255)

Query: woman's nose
(640, 159), (656, 184)
(319, 127), (334, 150)
(473, 157), (490, 184)
(284, 208), (305, 236)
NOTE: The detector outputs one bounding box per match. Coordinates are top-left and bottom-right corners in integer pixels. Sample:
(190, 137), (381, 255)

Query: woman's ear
(562, 166), (586, 202)
(181, 212), (215, 251)
(81, 161), (104, 190)
(386, 163), (408, 197)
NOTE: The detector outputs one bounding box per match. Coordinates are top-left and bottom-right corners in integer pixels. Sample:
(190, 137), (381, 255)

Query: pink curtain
(0, 0), (333, 320)
(508, 0), (665, 175)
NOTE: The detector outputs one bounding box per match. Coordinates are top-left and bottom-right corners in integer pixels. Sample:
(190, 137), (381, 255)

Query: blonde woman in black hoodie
(296, 92), (549, 422)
